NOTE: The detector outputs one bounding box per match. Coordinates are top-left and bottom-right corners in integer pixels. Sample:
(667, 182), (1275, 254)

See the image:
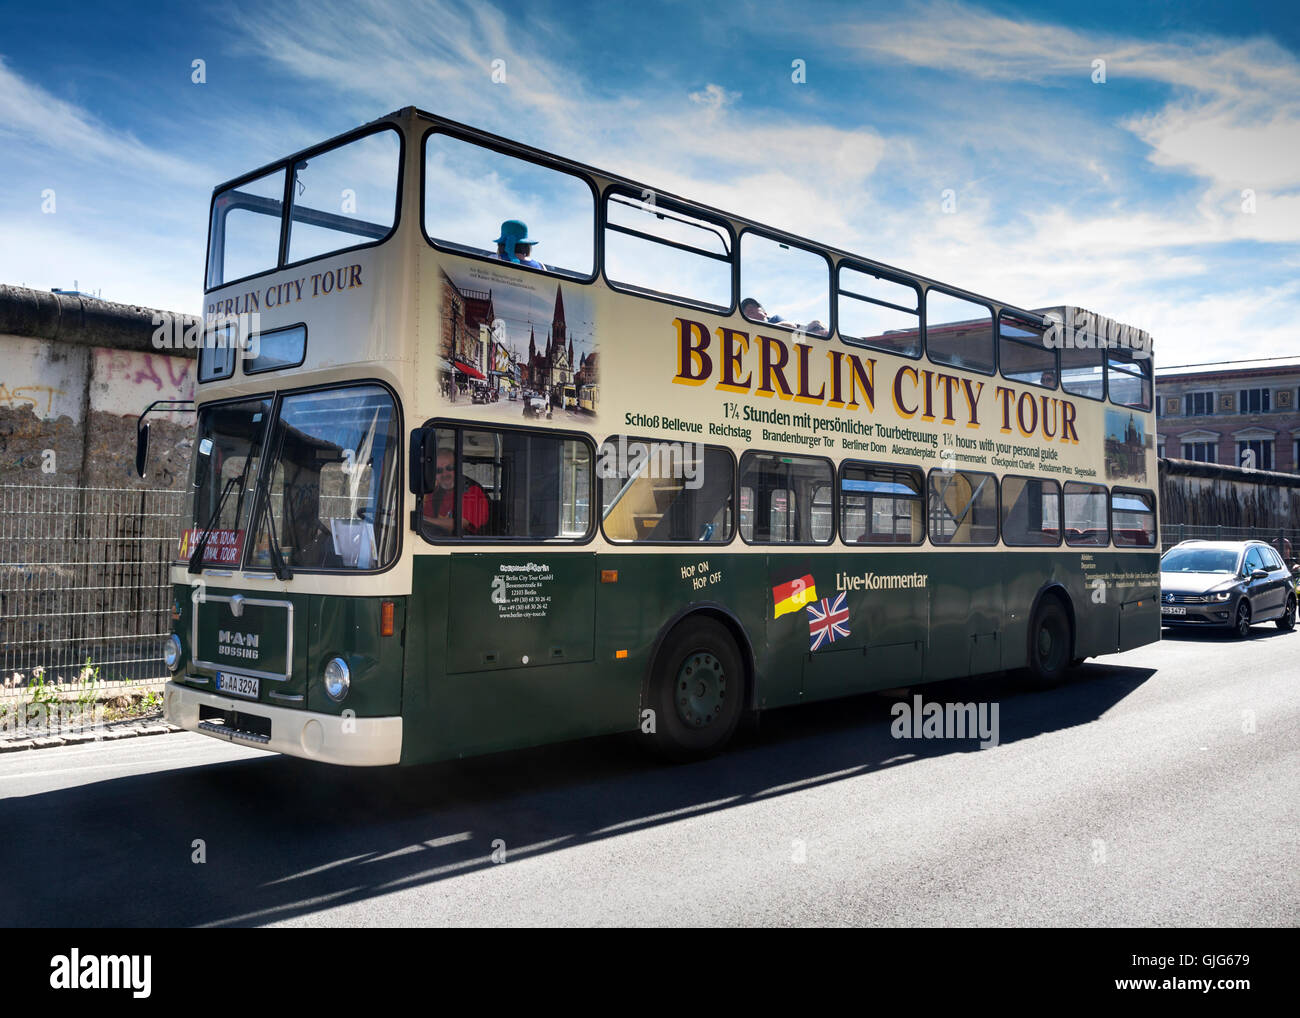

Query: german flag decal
(773, 574), (817, 619)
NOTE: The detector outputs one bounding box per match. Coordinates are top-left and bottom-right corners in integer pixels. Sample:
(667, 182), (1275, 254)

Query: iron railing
(0, 484), (185, 689)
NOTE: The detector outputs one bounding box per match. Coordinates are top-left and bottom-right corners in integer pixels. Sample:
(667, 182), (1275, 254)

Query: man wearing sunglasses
(423, 448), (490, 535)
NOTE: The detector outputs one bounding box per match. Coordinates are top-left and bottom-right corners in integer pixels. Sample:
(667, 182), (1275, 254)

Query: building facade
(1156, 357), (1300, 473)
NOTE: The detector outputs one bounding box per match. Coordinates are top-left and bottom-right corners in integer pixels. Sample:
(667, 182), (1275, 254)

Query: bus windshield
(248, 386), (401, 571)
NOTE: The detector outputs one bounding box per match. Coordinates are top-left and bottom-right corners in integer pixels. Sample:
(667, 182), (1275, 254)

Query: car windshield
(1160, 547), (1239, 573)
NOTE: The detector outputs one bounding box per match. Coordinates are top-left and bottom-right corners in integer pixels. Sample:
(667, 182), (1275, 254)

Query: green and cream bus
(149, 106), (1160, 766)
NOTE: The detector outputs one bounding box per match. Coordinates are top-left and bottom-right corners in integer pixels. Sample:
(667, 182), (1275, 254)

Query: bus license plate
(1161, 606), (1186, 616)
(217, 672), (260, 699)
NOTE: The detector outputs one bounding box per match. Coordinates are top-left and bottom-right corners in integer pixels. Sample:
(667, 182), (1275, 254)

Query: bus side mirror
(408, 429), (438, 493)
(135, 422), (150, 478)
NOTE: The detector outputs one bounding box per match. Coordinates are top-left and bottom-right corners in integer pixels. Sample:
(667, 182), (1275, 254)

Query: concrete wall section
(87, 348), (195, 489)
(1160, 457), (1300, 530)
(0, 332), (195, 488)
(0, 333), (90, 483)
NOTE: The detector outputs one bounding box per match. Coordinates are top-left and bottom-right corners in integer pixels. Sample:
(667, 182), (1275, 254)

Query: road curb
(0, 718), (183, 753)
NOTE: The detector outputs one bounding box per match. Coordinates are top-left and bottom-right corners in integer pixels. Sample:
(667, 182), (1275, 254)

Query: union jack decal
(806, 592), (851, 651)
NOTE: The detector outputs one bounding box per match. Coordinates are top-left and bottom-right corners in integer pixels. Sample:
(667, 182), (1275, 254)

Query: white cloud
(0, 56), (199, 181)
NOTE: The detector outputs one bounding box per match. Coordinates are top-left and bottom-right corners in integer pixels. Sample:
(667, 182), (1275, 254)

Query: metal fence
(1159, 522), (1300, 562)
(0, 484), (185, 690)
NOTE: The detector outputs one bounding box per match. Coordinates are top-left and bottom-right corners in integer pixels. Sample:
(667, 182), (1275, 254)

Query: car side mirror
(1251, 568), (1268, 580)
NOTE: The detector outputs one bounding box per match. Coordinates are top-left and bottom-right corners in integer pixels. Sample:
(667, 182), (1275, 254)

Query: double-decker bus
(148, 106), (1159, 766)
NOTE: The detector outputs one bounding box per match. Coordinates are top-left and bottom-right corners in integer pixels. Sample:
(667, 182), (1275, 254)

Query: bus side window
(925, 290), (994, 374)
(1064, 481), (1109, 546)
(840, 463), (924, 544)
(1000, 476), (1061, 546)
(424, 132), (595, 279)
(421, 426), (592, 541)
(599, 439), (734, 544)
(927, 469), (998, 545)
(1111, 489), (1156, 547)
(738, 451), (834, 544)
(739, 232), (830, 334)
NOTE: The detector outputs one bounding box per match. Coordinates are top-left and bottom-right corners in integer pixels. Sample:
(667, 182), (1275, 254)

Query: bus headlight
(164, 634), (183, 673)
(324, 657), (351, 702)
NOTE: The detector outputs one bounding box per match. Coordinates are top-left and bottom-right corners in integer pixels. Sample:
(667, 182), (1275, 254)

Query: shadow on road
(2, 661), (1154, 927)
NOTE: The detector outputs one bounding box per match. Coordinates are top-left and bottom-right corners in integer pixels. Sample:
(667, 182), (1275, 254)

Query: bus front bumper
(164, 681), (403, 766)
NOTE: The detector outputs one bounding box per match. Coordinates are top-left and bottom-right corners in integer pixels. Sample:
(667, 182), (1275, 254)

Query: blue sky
(1, 0), (1297, 365)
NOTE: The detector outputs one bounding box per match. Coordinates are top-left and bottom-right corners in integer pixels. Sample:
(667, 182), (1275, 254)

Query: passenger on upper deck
(741, 297), (798, 330)
(493, 220), (546, 270)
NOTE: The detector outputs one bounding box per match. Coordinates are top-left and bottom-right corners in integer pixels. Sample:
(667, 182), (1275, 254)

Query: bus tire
(1026, 595), (1072, 687)
(645, 618), (744, 763)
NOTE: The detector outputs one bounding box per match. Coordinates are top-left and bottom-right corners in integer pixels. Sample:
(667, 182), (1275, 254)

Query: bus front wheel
(645, 618), (745, 762)
(1026, 596), (1072, 687)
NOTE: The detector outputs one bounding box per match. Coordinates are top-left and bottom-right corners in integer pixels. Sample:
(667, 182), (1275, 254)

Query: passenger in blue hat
(493, 220), (545, 269)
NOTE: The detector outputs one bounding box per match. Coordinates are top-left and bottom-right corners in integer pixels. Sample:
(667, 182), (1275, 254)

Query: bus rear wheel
(1026, 596), (1072, 687)
(645, 618), (744, 762)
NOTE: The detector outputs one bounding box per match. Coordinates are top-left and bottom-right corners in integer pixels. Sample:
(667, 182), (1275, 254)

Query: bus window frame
(997, 309), (1059, 391)
(1105, 348), (1153, 412)
(597, 436), (737, 545)
(737, 227), (835, 337)
(1058, 342), (1107, 403)
(1063, 479), (1111, 548)
(1110, 485), (1158, 548)
(420, 126), (601, 285)
(416, 417), (599, 546)
(736, 449), (838, 547)
(600, 185), (737, 316)
(998, 473), (1063, 548)
(922, 287), (997, 377)
(835, 261), (924, 361)
(837, 459), (926, 546)
(204, 122), (405, 294)
(241, 322), (309, 376)
(926, 466), (1000, 546)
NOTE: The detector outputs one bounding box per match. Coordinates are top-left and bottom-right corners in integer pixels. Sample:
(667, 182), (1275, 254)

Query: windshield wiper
(256, 476), (293, 580)
(188, 475), (239, 573)
(189, 449), (259, 574)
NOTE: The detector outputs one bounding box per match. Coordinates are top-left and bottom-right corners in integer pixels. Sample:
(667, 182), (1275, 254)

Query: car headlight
(164, 633), (183, 672)
(1211, 591), (1232, 602)
(324, 657), (350, 702)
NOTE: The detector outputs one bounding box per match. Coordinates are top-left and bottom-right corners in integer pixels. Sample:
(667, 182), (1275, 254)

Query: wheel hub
(676, 651), (726, 728)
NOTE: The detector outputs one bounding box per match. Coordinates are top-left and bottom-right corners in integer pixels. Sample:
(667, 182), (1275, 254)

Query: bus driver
(423, 448), (490, 535)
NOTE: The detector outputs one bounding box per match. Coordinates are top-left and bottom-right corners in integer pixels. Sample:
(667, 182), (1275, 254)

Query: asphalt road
(2, 624), (1296, 927)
